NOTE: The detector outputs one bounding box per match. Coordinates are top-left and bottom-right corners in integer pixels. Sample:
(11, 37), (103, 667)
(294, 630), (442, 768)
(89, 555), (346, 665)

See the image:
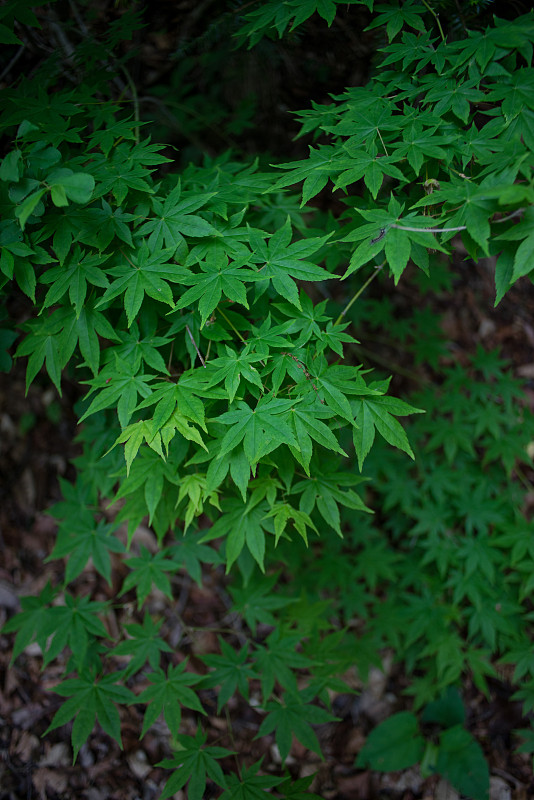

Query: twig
(186, 325), (206, 367)
(391, 208), (524, 235)
(392, 223), (466, 233)
(420, 0), (446, 42)
(335, 264), (384, 325)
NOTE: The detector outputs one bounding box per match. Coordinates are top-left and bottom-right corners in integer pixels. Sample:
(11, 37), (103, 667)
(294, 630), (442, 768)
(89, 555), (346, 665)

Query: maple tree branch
(186, 325), (206, 367)
(335, 263), (384, 326)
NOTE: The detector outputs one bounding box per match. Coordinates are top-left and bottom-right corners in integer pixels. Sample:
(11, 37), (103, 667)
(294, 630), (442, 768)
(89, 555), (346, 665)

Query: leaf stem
(420, 0), (446, 42)
(186, 325), (206, 368)
(335, 264), (384, 325)
(392, 209), (523, 234)
(217, 307), (248, 346)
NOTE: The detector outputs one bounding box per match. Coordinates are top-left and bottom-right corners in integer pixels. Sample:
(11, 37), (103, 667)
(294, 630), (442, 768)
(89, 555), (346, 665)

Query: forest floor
(2, 254), (534, 800)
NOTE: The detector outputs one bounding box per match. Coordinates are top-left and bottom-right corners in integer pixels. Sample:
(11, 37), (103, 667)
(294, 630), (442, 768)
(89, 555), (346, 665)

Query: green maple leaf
(365, 1), (427, 41)
(79, 353), (155, 428)
(174, 244), (258, 326)
(277, 773), (323, 800)
(256, 692), (337, 762)
(253, 629), (313, 701)
(40, 246), (110, 317)
(48, 520), (125, 585)
(15, 305), (79, 393)
(96, 240), (190, 327)
(44, 670), (135, 762)
(3, 587), (109, 670)
(136, 662), (205, 738)
(167, 531), (221, 584)
(75, 301), (121, 375)
(296, 469), (370, 534)
(391, 119), (451, 175)
(66, 199), (135, 252)
(263, 503), (317, 545)
(269, 144), (342, 203)
(92, 140), (165, 204)
(40, 594), (109, 670)
(200, 639), (257, 711)
(219, 762), (283, 800)
(288, 0), (338, 30)
(216, 396), (299, 466)
(136, 379), (206, 432)
(248, 218), (332, 308)
(202, 497), (271, 572)
(273, 291), (330, 346)
(120, 546), (180, 608)
(111, 614), (173, 679)
(229, 573), (293, 633)
(487, 67), (534, 121)
(333, 150), (405, 199)
(137, 180), (218, 252)
(287, 396), (347, 474)
(158, 727), (233, 800)
(352, 392), (424, 470)
(205, 345), (264, 403)
(112, 323), (171, 375)
(247, 314), (294, 356)
(378, 30), (440, 72)
(3, 582), (58, 663)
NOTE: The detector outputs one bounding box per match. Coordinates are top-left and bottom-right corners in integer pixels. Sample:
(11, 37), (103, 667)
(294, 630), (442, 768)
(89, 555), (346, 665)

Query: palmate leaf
(111, 323), (171, 375)
(201, 497), (272, 572)
(158, 727), (233, 800)
(256, 691), (337, 762)
(174, 244), (259, 326)
(263, 503), (317, 545)
(96, 240), (190, 327)
(219, 762), (283, 800)
(248, 217), (332, 308)
(48, 520), (125, 585)
(79, 357), (155, 428)
(199, 639), (257, 711)
(229, 573), (293, 633)
(287, 397), (347, 474)
(135, 661), (205, 739)
(204, 344), (264, 403)
(136, 379), (206, 432)
(252, 628), (314, 701)
(110, 613), (173, 679)
(120, 546), (181, 609)
(216, 396), (299, 467)
(137, 180), (218, 253)
(39, 246), (110, 317)
(3, 581), (58, 663)
(4, 588), (109, 670)
(296, 470), (371, 534)
(44, 671), (135, 762)
(352, 392), (424, 470)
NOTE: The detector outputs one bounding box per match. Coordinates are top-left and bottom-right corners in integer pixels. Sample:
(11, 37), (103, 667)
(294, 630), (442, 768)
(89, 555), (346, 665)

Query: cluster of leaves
(280, 343), (534, 708)
(2, 1), (534, 798)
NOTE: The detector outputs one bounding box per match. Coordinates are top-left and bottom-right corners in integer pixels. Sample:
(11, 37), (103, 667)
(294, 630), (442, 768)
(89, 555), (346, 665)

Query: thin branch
(186, 325), (206, 367)
(217, 307), (248, 346)
(420, 0), (446, 42)
(335, 264), (384, 326)
(391, 208), (524, 235)
(392, 223), (467, 233)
